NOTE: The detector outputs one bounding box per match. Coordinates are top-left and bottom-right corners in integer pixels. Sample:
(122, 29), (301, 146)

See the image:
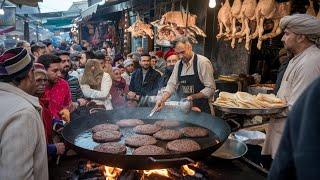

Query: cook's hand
(191, 107), (201, 112)
(55, 143), (65, 155)
(153, 100), (165, 112)
(186, 96), (193, 101)
(127, 91), (136, 100)
(77, 98), (87, 106)
(59, 109), (70, 123)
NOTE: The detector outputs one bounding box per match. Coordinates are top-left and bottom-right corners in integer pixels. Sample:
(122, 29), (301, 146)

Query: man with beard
(262, 14), (320, 159)
(56, 50), (86, 104)
(128, 53), (161, 102)
(122, 59), (134, 86)
(42, 39), (55, 54)
(37, 54), (74, 121)
(159, 48), (179, 88)
(31, 43), (46, 62)
(153, 37), (215, 114)
(0, 47), (48, 180)
(33, 63), (65, 160)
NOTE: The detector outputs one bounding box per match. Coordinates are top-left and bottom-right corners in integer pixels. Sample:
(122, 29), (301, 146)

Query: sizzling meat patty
(125, 135), (157, 147)
(92, 130), (122, 143)
(133, 145), (167, 155)
(180, 127), (209, 138)
(153, 129), (182, 141)
(154, 120), (180, 128)
(93, 142), (127, 154)
(133, 124), (162, 135)
(116, 119), (144, 127)
(166, 139), (201, 153)
(91, 123), (119, 133)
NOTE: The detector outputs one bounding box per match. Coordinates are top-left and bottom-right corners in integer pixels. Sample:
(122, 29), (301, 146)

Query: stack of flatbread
(214, 92), (286, 109)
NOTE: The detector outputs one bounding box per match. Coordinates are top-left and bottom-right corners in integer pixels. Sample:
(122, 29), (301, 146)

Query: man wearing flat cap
(0, 48), (48, 179)
(263, 14), (320, 159)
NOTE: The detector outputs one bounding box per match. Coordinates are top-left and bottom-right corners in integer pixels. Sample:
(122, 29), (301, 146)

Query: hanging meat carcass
(152, 11), (206, 45)
(236, 0), (257, 51)
(249, 0), (277, 49)
(91, 27), (100, 46)
(230, 0), (243, 48)
(306, 0), (316, 17)
(216, 0), (232, 39)
(127, 16), (154, 39)
(259, 1), (292, 42)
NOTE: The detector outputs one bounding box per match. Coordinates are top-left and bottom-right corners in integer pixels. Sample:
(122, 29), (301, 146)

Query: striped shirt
(65, 74), (84, 102)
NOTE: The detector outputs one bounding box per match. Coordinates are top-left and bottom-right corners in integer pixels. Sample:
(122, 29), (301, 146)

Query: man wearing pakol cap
(0, 48), (48, 179)
(158, 48), (179, 88)
(263, 14), (320, 159)
(122, 59), (135, 85)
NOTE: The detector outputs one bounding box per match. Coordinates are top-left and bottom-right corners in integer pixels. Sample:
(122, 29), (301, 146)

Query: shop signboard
(0, 6), (16, 35)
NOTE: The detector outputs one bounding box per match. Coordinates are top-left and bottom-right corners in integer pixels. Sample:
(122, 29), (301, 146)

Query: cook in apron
(177, 54), (211, 114)
(262, 77), (290, 158)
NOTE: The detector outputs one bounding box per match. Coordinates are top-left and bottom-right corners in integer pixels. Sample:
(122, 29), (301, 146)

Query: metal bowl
(211, 138), (248, 160)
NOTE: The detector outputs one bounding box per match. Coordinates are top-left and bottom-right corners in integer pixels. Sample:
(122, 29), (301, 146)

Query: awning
(81, 3), (98, 20)
(5, 30), (23, 36)
(8, 0), (42, 7)
(0, 26), (15, 35)
(43, 17), (73, 27)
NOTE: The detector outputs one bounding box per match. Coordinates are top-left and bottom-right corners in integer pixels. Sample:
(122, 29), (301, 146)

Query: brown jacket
(0, 82), (48, 180)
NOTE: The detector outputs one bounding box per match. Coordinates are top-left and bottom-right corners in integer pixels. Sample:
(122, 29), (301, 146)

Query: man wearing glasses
(154, 37), (216, 114)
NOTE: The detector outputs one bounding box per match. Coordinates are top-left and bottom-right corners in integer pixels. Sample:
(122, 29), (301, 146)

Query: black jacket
(269, 77), (320, 180)
(129, 68), (161, 96)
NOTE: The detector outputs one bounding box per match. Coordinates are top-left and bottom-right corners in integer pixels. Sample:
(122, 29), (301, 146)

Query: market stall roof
(8, 0), (42, 7)
(81, 1), (105, 21)
(79, 0), (146, 22)
(43, 17), (73, 28)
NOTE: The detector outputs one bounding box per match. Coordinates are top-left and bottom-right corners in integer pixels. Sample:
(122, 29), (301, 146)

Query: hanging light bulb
(209, 0), (216, 8)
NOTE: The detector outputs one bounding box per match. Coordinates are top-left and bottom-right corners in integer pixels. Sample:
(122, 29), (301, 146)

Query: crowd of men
(0, 13), (320, 180)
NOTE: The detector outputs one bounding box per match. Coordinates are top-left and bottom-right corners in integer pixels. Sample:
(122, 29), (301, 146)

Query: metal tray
(213, 104), (287, 115)
(211, 138), (248, 160)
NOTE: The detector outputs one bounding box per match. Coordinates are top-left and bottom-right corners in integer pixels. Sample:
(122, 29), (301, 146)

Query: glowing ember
(103, 166), (122, 180)
(182, 165), (195, 176)
(143, 169), (170, 177)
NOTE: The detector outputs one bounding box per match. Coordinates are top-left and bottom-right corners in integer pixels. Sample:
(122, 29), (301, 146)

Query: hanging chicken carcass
(306, 0), (316, 17)
(152, 11), (206, 45)
(259, 1), (292, 42)
(249, 0), (277, 49)
(127, 16), (154, 39)
(230, 0), (243, 48)
(236, 0), (257, 51)
(216, 0), (232, 39)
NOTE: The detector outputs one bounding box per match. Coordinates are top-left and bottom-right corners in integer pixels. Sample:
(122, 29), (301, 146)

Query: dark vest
(177, 54), (210, 113)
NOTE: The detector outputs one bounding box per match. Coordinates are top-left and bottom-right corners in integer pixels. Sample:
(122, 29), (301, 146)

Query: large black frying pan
(62, 107), (231, 170)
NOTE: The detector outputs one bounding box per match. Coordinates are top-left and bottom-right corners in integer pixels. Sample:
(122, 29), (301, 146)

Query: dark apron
(177, 54), (211, 114)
